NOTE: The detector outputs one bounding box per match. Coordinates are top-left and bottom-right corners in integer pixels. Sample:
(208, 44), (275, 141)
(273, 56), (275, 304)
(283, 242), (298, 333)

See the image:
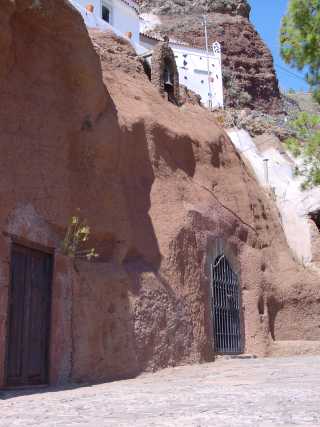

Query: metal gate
(211, 255), (242, 354)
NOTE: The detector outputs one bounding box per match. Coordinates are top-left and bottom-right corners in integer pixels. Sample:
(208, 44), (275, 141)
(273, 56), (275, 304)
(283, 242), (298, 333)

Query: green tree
(280, 0), (320, 102)
(285, 112), (320, 189)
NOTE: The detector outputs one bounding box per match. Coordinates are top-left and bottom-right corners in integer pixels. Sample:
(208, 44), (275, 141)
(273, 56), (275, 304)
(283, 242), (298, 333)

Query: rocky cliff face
(140, 0), (251, 17)
(140, 0), (282, 113)
(0, 0), (318, 387)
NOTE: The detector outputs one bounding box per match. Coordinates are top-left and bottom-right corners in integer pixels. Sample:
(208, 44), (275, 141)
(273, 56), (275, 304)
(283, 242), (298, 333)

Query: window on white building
(194, 69), (208, 75)
(102, 2), (112, 23)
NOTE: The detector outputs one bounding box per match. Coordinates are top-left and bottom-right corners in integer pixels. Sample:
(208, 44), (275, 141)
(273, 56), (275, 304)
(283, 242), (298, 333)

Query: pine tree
(280, 0), (320, 102)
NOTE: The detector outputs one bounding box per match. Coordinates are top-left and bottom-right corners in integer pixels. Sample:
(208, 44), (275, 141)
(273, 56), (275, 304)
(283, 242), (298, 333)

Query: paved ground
(1, 356), (320, 426)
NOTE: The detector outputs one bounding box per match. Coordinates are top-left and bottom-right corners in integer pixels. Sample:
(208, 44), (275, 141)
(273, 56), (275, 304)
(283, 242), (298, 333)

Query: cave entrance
(211, 254), (242, 354)
(163, 64), (175, 104)
(309, 210), (320, 232)
(143, 59), (151, 81)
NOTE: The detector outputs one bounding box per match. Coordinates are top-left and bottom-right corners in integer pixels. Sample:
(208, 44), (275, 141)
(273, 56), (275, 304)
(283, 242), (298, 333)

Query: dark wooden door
(6, 244), (53, 387)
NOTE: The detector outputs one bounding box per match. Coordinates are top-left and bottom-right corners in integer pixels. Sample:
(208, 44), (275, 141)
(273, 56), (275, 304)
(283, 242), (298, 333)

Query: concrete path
(1, 356), (320, 426)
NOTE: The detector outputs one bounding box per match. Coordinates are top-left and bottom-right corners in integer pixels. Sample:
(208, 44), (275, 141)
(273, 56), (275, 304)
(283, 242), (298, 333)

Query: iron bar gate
(211, 255), (242, 354)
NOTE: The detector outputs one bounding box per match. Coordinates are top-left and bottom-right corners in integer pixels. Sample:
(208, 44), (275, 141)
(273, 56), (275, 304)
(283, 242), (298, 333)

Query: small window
(194, 69), (208, 75)
(184, 76), (188, 80)
(102, 5), (110, 22)
(201, 80), (204, 84)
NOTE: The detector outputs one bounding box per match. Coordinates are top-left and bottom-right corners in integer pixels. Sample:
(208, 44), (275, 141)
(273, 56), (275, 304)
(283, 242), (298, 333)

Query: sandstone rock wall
(0, 0), (318, 387)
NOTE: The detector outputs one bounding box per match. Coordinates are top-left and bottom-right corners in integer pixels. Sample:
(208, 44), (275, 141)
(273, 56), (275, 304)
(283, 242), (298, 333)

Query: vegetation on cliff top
(285, 112), (320, 189)
(280, 0), (320, 103)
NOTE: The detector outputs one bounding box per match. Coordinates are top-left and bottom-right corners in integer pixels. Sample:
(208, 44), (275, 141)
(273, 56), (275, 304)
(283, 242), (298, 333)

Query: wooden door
(6, 244), (53, 387)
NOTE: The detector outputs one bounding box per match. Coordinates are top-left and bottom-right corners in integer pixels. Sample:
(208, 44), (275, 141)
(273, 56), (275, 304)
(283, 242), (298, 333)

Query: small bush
(62, 213), (98, 260)
(285, 112), (320, 189)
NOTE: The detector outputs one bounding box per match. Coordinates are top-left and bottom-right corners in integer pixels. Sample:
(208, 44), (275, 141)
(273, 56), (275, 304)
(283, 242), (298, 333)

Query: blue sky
(248, 0), (309, 92)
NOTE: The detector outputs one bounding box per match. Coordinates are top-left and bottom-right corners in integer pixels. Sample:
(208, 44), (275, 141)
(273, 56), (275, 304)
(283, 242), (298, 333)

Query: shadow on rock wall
(0, 0), (319, 388)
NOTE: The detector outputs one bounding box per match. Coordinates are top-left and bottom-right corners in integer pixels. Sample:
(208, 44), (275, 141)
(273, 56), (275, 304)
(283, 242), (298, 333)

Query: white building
(69, 0), (224, 108)
(69, 0), (140, 45)
(140, 33), (224, 109)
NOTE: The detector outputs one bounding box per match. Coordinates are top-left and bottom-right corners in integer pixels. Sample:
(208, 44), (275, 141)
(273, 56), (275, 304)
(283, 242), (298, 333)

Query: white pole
(203, 15), (213, 111)
(263, 159), (269, 186)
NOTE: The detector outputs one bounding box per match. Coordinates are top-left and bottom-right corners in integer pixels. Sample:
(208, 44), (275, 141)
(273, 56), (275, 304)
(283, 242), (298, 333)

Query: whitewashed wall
(111, 0), (140, 44)
(172, 42), (223, 109)
(140, 36), (224, 108)
(72, 0), (140, 44)
(74, 0), (101, 16)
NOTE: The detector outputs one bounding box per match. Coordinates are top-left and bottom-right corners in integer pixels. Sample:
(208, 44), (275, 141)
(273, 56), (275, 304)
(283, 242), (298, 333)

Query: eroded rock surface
(0, 0), (318, 386)
(139, 0), (251, 17)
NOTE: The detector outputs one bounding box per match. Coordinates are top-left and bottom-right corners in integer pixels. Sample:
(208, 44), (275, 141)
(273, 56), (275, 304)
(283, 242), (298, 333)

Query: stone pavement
(1, 356), (320, 426)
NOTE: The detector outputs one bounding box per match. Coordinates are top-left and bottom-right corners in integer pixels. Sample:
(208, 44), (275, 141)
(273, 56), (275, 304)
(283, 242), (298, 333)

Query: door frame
(210, 254), (243, 355)
(4, 239), (54, 388)
(206, 238), (246, 356)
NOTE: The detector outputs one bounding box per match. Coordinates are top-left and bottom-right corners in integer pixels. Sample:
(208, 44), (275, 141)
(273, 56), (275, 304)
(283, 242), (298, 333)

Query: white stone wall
(140, 36), (224, 109)
(111, 1), (140, 44)
(71, 0), (140, 44)
(172, 42), (223, 109)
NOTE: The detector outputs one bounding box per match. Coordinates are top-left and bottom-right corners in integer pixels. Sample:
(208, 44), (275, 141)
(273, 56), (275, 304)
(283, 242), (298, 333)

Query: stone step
(216, 354), (258, 361)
